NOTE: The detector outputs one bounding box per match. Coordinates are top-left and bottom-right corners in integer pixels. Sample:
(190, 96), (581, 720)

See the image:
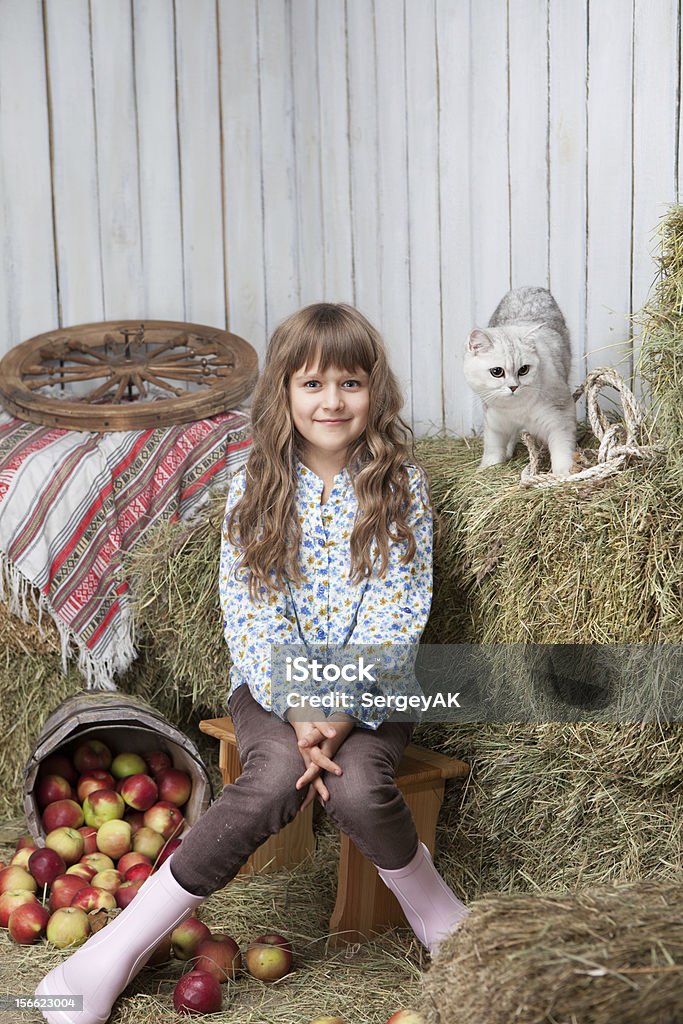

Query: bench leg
(328, 780), (445, 947)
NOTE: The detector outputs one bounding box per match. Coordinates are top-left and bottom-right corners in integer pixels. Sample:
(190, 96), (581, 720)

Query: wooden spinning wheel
(0, 319), (258, 431)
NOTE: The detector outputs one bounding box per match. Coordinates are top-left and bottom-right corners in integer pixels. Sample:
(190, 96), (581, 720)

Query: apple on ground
(42, 798), (85, 832)
(48, 874), (88, 912)
(71, 886), (117, 912)
(156, 769), (192, 807)
(123, 862), (152, 884)
(8, 901), (51, 944)
(0, 866), (38, 896)
(83, 789), (125, 828)
(385, 1013), (427, 1024)
(194, 932), (242, 983)
(171, 917), (212, 960)
(116, 879), (145, 909)
(0, 890), (38, 928)
(66, 863), (97, 882)
(96, 819), (132, 859)
(39, 754), (78, 784)
(111, 752), (147, 780)
(143, 802), (184, 840)
(28, 848), (66, 887)
(145, 934), (172, 966)
(120, 773), (158, 812)
(143, 750), (172, 777)
(156, 837), (182, 866)
(90, 869), (122, 895)
(36, 774), (72, 808)
(245, 933), (293, 982)
(77, 771), (116, 803)
(132, 827), (166, 861)
(80, 852), (114, 874)
(10, 847), (37, 870)
(46, 906), (91, 949)
(45, 827), (85, 865)
(78, 826), (99, 855)
(117, 852), (151, 876)
(173, 971), (222, 1015)
(73, 739), (112, 774)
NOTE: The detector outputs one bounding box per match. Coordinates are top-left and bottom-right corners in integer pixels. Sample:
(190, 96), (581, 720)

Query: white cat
(464, 286), (577, 475)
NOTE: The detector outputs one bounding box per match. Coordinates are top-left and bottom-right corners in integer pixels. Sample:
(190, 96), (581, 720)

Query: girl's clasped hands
(288, 713), (355, 810)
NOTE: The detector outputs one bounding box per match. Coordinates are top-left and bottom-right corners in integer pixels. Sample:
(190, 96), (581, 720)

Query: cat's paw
(479, 455), (508, 471)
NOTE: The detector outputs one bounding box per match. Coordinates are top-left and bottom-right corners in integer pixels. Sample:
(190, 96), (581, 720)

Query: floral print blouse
(219, 458), (433, 728)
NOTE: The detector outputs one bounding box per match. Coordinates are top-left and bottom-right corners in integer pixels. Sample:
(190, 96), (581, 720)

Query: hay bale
(422, 876), (683, 1024)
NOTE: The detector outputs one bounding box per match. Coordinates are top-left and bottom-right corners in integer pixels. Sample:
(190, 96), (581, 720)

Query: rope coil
(520, 367), (664, 489)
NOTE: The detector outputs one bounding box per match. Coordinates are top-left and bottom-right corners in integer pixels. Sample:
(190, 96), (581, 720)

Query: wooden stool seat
(199, 715), (469, 946)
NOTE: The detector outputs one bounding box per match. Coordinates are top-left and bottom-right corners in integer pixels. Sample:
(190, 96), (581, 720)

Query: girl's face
(288, 361), (370, 470)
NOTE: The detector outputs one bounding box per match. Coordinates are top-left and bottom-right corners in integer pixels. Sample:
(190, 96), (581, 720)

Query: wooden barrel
(23, 692), (213, 845)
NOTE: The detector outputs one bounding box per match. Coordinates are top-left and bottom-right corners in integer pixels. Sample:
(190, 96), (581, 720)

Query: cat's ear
(467, 329), (492, 353)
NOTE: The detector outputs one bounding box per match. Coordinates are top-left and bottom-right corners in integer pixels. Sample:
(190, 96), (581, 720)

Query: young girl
(37, 303), (469, 1024)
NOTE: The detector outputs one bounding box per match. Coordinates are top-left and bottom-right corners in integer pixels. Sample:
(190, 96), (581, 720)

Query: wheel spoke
(82, 377), (119, 403)
(139, 370), (186, 396)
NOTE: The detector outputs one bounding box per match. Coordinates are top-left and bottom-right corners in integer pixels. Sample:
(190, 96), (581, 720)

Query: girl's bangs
(287, 312), (377, 377)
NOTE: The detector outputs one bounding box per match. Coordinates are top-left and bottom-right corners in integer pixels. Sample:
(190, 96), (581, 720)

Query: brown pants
(170, 684), (419, 897)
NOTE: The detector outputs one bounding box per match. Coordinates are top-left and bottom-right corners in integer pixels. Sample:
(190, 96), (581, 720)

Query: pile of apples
(0, 738), (190, 950)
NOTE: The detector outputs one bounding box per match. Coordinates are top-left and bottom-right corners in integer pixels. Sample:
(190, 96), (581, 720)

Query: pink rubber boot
(35, 858), (203, 1024)
(376, 842), (469, 953)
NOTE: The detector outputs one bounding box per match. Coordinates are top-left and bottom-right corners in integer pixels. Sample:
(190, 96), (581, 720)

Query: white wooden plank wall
(0, 0), (681, 435)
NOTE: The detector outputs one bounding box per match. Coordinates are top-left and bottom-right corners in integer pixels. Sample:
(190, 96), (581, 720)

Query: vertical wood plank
(508, 0), (549, 287)
(631, 0), (678, 379)
(257, 0), (300, 337)
(218, 0), (267, 355)
(374, 0), (412, 422)
(175, 0), (226, 327)
(0, 0), (58, 357)
(346, 0), (382, 327)
(90, 0), (144, 318)
(44, 0), (103, 328)
(317, 0), (354, 301)
(290, 0), (324, 308)
(585, 0), (634, 378)
(437, 0), (475, 436)
(405, 0), (442, 433)
(548, 0), (588, 393)
(132, 0), (184, 319)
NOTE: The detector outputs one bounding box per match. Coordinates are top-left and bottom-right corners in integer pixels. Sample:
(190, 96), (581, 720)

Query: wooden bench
(199, 716), (469, 946)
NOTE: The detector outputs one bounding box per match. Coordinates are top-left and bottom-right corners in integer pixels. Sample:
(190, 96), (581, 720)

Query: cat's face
(463, 327), (540, 403)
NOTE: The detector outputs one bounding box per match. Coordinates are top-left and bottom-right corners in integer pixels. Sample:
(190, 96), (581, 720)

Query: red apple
(111, 752), (147, 780)
(10, 847), (37, 869)
(36, 774), (72, 808)
(385, 1012), (427, 1023)
(194, 933), (242, 983)
(66, 863), (97, 882)
(90, 869), (122, 895)
(77, 771), (116, 802)
(245, 933), (293, 981)
(48, 874), (88, 912)
(116, 852), (151, 876)
(0, 890), (38, 928)
(116, 879), (144, 909)
(143, 802), (184, 841)
(133, 827), (166, 861)
(146, 934), (173, 966)
(0, 866), (38, 896)
(73, 740), (112, 774)
(173, 971), (222, 1015)
(8, 901), (50, 944)
(123, 862), (152, 884)
(46, 906), (90, 948)
(39, 754), (78, 784)
(143, 750), (172, 777)
(124, 810), (145, 836)
(14, 835), (35, 853)
(28, 848), (66, 887)
(42, 798), (84, 832)
(70, 886), (117, 912)
(156, 769), (192, 807)
(156, 837), (182, 866)
(80, 852), (114, 873)
(96, 819), (132, 859)
(83, 789), (125, 828)
(171, 917), (212, 961)
(120, 773), (158, 812)
(78, 826), (99, 855)
(45, 827), (84, 865)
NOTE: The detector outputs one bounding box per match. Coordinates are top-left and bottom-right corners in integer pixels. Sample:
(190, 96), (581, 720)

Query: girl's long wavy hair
(226, 303), (428, 598)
